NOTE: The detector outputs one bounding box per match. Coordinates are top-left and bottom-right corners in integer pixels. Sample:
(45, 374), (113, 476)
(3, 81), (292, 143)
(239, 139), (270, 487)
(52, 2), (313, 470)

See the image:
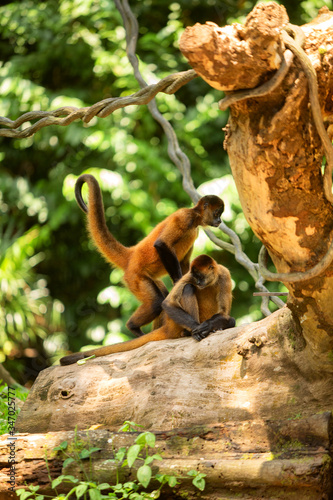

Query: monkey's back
(127, 208), (199, 278)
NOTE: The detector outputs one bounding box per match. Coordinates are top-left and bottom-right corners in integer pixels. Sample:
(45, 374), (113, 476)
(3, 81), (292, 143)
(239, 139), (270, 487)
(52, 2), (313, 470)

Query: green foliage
(0, 0), (325, 382)
(16, 422), (206, 499)
(0, 225), (65, 365)
(0, 381), (28, 434)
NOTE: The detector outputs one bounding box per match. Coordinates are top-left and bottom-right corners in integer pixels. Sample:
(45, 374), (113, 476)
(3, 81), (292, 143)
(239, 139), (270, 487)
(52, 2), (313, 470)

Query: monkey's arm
(162, 283), (200, 331)
(153, 214), (196, 283)
(191, 267), (235, 341)
(154, 239), (183, 283)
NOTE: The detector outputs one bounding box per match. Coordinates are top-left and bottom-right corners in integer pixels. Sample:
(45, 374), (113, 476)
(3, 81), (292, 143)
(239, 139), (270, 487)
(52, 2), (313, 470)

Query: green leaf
(16, 490), (27, 496)
(88, 489), (102, 500)
(154, 474), (166, 485)
(137, 464), (152, 488)
(79, 449), (91, 459)
(147, 491), (160, 499)
(75, 483), (88, 498)
(145, 454), (163, 465)
(89, 447), (102, 454)
(112, 484), (123, 491)
(145, 433), (156, 448)
(187, 470), (197, 477)
(123, 481), (138, 491)
(192, 474), (206, 492)
(136, 432), (155, 448)
(54, 441), (68, 451)
(168, 476), (179, 488)
(63, 457), (75, 468)
(115, 447), (126, 462)
(79, 447), (101, 459)
(16, 492), (33, 500)
(127, 444), (142, 467)
(52, 477), (65, 489)
(118, 421), (143, 432)
(97, 483), (111, 490)
(58, 475), (79, 484)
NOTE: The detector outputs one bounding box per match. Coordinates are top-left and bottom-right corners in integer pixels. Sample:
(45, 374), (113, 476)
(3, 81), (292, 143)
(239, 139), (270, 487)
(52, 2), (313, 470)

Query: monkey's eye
(209, 265), (214, 270)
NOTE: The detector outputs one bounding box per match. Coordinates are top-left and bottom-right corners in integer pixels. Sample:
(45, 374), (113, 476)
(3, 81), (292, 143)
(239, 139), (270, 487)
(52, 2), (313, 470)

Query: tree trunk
(12, 3), (333, 498)
(180, 2), (333, 372)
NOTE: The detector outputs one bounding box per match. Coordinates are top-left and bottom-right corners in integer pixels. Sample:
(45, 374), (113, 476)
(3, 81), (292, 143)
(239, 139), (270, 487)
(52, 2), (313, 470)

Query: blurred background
(0, 0), (329, 386)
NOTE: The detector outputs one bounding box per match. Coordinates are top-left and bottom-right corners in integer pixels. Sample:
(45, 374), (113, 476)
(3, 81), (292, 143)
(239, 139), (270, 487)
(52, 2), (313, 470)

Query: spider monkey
(75, 174), (225, 336)
(162, 254), (235, 340)
(59, 255), (235, 365)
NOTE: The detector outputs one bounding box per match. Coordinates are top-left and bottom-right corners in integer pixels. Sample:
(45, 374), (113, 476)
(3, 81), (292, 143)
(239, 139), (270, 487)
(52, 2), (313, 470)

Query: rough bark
(181, 3), (333, 370)
(1, 413), (332, 499)
(16, 308), (333, 434)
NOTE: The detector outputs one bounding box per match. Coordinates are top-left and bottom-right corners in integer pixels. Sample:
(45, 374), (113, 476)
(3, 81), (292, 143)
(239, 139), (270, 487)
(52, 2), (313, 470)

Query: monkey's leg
(151, 280), (169, 330)
(126, 276), (168, 336)
(180, 246), (193, 276)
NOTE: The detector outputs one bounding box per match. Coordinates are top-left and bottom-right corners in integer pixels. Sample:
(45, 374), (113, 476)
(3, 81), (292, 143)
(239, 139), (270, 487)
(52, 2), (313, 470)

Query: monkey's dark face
(200, 196), (224, 227)
(190, 255), (217, 288)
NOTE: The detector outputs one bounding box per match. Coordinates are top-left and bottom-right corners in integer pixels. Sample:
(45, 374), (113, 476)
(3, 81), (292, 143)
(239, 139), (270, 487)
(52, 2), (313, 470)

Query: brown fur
(75, 174), (225, 336)
(60, 255), (234, 365)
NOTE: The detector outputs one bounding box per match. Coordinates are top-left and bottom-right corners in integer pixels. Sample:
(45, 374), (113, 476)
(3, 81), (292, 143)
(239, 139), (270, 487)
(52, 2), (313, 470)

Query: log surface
(1, 413), (332, 499)
(16, 308), (333, 434)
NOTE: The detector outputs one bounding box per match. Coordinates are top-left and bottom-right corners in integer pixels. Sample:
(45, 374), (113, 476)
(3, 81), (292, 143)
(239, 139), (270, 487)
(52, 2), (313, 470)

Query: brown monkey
(75, 174), (225, 336)
(60, 255), (235, 365)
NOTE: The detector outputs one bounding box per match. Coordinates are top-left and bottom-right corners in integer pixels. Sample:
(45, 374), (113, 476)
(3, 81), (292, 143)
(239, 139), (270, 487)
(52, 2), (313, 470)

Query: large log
(12, 307), (333, 498)
(16, 308), (333, 434)
(1, 413), (332, 499)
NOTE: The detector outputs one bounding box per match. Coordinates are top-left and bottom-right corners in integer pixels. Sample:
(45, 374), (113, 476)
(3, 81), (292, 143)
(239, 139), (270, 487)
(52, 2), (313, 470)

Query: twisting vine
(0, 70), (197, 139)
(113, 0), (285, 315)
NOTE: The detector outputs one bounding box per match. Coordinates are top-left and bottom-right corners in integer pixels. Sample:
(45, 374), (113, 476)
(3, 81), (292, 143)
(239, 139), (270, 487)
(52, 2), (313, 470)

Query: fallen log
(0, 413), (332, 499)
(15, 308), (333, 434)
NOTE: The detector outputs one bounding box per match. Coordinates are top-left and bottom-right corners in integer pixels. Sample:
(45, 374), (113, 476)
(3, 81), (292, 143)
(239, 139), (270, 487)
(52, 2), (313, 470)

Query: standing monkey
(75, 174), (225, 336)
(60, 254), (235, 365)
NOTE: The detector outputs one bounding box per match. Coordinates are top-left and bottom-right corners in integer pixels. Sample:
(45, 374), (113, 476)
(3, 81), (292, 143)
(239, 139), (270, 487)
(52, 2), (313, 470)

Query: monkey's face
(190, 255), (217, 288)
(200, 196), (224, 227)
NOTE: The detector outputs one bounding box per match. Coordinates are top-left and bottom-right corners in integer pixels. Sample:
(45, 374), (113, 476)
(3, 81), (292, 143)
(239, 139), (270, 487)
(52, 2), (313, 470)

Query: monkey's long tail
(75, 174), (131, 270)
(60, 328), (170, 366)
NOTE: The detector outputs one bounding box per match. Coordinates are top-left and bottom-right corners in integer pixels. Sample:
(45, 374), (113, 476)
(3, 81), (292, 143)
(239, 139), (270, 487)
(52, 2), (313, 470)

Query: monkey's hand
(192, 315), (236, 341)
(191, 321), (213, 341)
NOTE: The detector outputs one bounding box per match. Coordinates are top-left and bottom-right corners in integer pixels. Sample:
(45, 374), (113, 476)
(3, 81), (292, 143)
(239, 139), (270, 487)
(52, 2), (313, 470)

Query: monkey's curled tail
(75, 174), (130, 270)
